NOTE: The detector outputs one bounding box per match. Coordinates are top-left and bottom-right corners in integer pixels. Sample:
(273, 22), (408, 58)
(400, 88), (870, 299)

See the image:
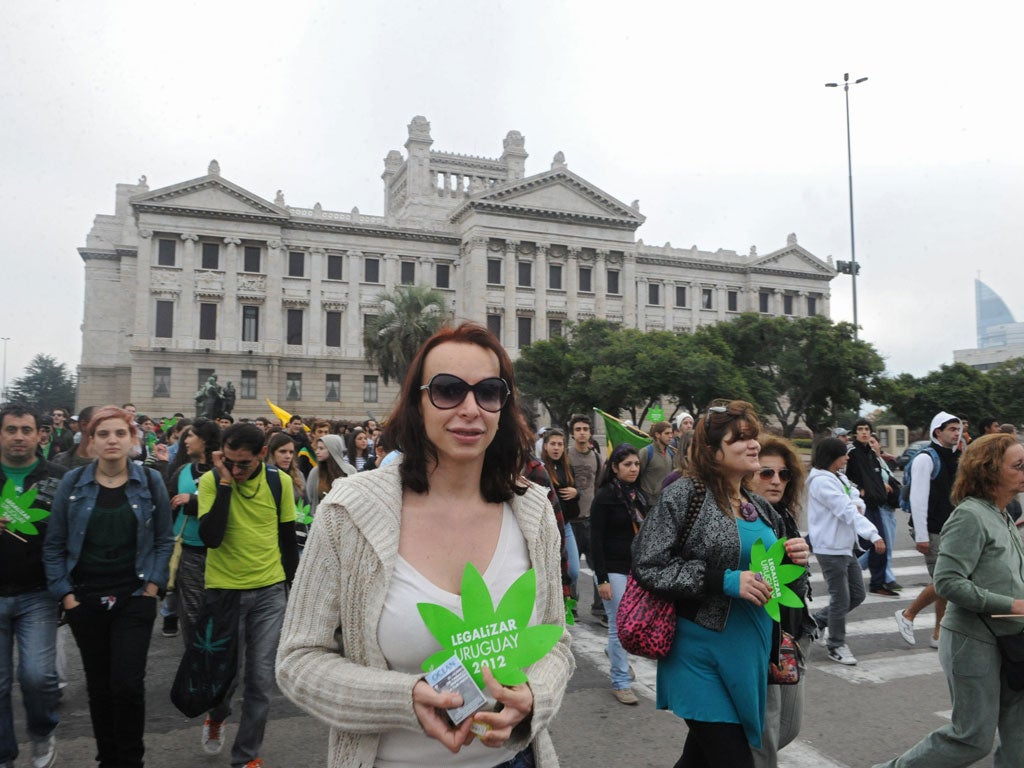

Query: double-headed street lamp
(826, 72), (868, 339)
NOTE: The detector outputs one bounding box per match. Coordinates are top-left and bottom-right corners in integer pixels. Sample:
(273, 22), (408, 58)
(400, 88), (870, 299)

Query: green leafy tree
(986, 358), (1024, 425)
(6, 354), (76, 412)
(877, 363), (996, 433)
(363, 285), (450, 386)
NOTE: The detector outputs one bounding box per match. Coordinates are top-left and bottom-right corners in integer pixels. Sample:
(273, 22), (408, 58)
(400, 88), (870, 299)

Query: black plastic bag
(170, 589), (241, 717)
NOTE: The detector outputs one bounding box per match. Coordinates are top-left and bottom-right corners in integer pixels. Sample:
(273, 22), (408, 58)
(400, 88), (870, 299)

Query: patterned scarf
(612, 477), (648, 527)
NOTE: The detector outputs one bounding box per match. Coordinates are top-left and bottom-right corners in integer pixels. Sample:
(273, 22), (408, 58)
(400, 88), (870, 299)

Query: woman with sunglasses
(591, 443), (646, 705)
(632, 400), (810, 768)
(872, 433), (1024, 768)
(745, 436), (811, 768)
(277, 323), (573, 768)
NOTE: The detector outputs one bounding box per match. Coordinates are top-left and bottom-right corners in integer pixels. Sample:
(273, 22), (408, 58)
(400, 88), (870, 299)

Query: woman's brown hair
(689, 399), (761, 514)
(386, 322), (533, 502)
(747, 435), (806, 520)
(951, 433), (1018, 506)
(541, 428), (575, 489)
(266, 432), (304, 497)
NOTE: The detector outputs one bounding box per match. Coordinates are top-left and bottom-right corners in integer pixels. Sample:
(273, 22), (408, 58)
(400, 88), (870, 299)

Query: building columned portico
(77, 116), (836, 418)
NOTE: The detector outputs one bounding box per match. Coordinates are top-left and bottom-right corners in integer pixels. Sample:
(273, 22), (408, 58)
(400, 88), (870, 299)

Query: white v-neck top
(376, 503), (531, 768)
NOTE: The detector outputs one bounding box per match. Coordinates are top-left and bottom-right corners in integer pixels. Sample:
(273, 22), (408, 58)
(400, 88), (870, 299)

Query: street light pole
(0, 337), (9, 403)
(826, 73), (868, 338)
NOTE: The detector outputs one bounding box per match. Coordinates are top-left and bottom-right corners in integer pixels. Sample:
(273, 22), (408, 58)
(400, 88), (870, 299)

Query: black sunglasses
(222, 458), (258, 473)
(758, 467), (793, 482)
(420, 373), (510, 413)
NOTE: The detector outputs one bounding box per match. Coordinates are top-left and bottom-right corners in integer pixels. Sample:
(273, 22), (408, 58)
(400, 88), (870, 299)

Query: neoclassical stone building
(77, 116), (836, 419)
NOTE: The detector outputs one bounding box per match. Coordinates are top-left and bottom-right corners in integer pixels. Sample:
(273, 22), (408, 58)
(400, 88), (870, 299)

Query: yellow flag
(265, 399), (310, 432)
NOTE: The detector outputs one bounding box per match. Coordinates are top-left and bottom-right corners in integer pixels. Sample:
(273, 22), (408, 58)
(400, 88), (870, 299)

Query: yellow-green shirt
(197, 466), (296, 590)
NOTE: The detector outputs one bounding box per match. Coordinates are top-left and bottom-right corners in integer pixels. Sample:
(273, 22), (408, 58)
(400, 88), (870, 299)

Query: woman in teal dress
(632, 400), (811, 768)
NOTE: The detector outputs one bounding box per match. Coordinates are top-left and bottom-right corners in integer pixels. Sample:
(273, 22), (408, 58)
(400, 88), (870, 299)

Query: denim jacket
(43, 461), (175, 600)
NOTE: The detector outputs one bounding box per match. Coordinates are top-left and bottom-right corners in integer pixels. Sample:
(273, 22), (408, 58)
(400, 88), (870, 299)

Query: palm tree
(363, 285), (450, 385)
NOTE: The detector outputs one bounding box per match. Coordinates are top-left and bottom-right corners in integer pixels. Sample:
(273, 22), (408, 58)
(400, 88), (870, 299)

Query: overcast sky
(3, 0), (1021, 392)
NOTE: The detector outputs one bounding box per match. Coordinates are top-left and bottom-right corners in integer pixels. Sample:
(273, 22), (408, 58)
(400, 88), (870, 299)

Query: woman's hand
(471, 665), (534, 748)
(557, 487), (578, 500)
(171, 493), (191, 509)
(62, 594), (80, 611)
(412, 680), (474, 753)
(143, 582), (159, 598)
(784, 537), (810, 565)
(873, 538), (886, 554)
(1010, 599), (1024, 616)
(597, 582), (612, 601)
(738, 571), (772, 607)
(152, 443), (169, 462)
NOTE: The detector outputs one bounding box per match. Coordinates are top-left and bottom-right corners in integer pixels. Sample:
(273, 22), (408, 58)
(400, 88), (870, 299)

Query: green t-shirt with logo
(1, 460), (39, 494)
(197, 465), (295, 590)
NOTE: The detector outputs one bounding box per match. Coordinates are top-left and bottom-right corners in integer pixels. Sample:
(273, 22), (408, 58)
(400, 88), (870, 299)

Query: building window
(197, 369), (215, 390)
(240, 370), (257, 399)
(607, 269), (620, 295)
(548, 264), (563, 290)
(548, 318), (562, 338)
(201, 242), (219, 270)
(325, 311), (342, 347)
(363, 375), (378, 403)
(364, 257), (380, 283)
(579, 266), (592, 293)
(518, 262), (532, 287)
(327, 253), (343, 280)
(727, 291), (738, 312)
(286, 309), (304, 345)
(807, 296), (818, 316)
(153, 367), (171, 398)
(155, 300), (174, 338)
(648, 283), (660, 306)
(288, 251), (305, 277)
(436, 263), (450, 289)
(783, 294), (794, 315)
(157, 239), (176, 266)
(400, 261), (415, 285)
(486, 314), (501, 338)
(242, 305), (260, 342)
(243, 246), (261, 273)
(326, 373), (341, 402)
(487, 259), (502, 285)
(759, 291), (770, 313)
(702, 288), (713, 309)
(675, 286), (687, 307)
(517, 316), (532, 348)
(199, 303), (217, 341)
(285, 373), (302, 401)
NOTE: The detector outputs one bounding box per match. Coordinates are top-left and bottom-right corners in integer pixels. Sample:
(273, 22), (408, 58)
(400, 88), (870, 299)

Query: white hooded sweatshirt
(807, 467), (880, 556)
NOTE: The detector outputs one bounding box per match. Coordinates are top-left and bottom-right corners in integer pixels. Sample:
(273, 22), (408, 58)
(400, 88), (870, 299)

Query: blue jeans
(595, 572), (631, 689)
(564, 522), (580, 587)
(208, 583), (287, 767)
(859, 507), (897, 583)
(0, 590), (59, 763)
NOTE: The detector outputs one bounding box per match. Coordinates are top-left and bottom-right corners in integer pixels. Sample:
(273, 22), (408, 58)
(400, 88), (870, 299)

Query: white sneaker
(930, 634), (940, 649)
(816, 626), (829, 647)
(894, 609), (916, 646)
(30, 733), (56, 768)
(202, 717), (226, 755)
(827, 644), (857, 665)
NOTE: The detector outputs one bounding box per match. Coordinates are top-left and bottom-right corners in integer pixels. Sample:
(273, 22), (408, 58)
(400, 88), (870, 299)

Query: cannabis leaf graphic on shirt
(0, 480), (49, 537)
(749, 538), (805, 622)
(296, 500), (313, 525)
(418, 563), (563, 689)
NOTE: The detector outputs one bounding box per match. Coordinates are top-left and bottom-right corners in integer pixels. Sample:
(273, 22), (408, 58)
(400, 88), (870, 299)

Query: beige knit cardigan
(276, 464), (575, 768)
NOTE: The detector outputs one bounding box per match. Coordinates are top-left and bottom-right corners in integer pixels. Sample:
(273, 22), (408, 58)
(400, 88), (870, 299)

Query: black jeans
(676, 720), (753, 768)
(68, 594), (157, 768)
(863, 506), (887, 590)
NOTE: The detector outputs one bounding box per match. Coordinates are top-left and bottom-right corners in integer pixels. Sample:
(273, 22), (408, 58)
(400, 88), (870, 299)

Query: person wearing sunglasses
(277, 322), (573, 768)
(632, 400), (810, 768)
(873, 433), (1024, 768)
(745, 436), (811, 768)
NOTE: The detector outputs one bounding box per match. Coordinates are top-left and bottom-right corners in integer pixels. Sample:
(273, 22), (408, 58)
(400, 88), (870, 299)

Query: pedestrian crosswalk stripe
(779, 741), (851, 768)
(807, 563), (930, 584)
(811, 650), (941, 684)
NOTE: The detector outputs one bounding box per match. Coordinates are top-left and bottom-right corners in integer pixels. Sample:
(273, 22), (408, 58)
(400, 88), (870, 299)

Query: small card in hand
(424, 654), (487, 726)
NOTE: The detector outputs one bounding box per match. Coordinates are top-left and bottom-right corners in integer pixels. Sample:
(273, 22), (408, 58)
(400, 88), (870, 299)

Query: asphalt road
(9, 516), (1004, 767)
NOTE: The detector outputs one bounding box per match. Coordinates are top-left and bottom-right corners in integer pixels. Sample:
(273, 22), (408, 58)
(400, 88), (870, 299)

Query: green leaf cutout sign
(296, 500), (313, 525)
(418, 563), (563, 689)
(0, 480), (50, 537)
(749, 537), (805, 622)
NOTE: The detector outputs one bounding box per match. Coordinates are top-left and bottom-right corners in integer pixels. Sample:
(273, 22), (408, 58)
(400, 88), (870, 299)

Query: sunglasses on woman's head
(758, 467), (793, 482)
(419, 373), (510, 413)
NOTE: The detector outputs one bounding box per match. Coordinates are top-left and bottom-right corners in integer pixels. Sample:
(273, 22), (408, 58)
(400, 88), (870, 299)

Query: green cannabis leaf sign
(749, 537), (805, 622)
(296, 500), (313, 525)
(418, 563), (563, 689)
(0, 479), (50, 537)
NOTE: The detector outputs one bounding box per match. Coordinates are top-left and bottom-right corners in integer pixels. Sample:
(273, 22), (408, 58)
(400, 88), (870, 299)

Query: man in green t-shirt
(197, 423), (297, 768)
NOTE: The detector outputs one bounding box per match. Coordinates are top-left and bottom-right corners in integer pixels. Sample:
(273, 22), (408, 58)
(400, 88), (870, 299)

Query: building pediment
(450, 168), (645, 230)
(131, 174), (288, 223)
(749, 244), (835, 278)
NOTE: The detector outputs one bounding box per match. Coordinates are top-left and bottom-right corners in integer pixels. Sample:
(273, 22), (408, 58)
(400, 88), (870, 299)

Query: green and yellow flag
(594, 408), (652, 453)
